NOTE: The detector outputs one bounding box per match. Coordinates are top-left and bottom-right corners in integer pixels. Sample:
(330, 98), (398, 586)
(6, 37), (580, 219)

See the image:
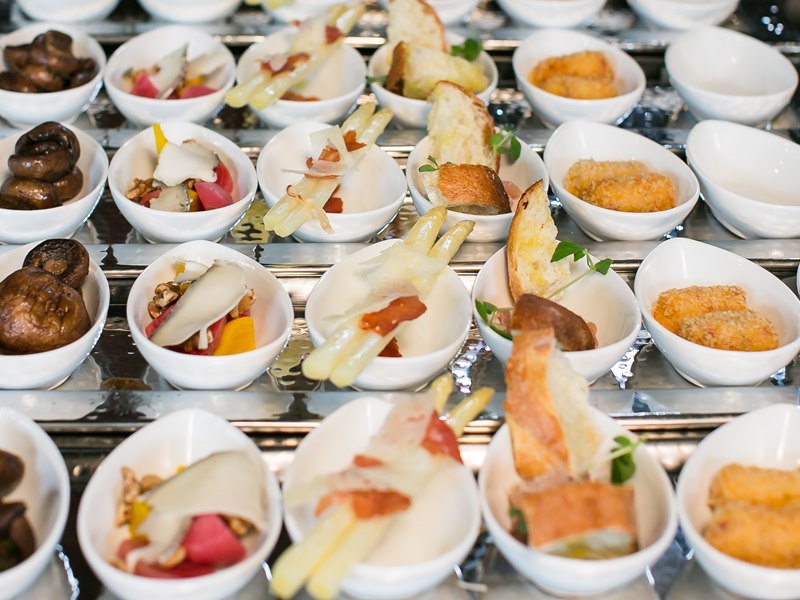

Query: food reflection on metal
(0, 449), (35, 572)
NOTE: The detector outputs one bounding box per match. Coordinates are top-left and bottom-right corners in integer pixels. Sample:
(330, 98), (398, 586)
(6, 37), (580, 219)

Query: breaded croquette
(652, 285), (747, 334)
(565, 160), (677, 212)
(704, 502), (800, 568)
(536, 76), (617, 100)
(565, 160), (647, 198)
(678, 309), (779, 352)
(529, 51), (618, 100)
(709, 465), (800, 509)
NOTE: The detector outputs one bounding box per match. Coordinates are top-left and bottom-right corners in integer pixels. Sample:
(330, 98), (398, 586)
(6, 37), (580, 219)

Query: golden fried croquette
(565, 160), (647, 198)
(678, 309), (779, 352)
(564, 160), (677, 212)
(536, 76), (618, 100)
(652, 285), (747, 334)
(528, 51), (618, 100)
(709, 465), (800, 509)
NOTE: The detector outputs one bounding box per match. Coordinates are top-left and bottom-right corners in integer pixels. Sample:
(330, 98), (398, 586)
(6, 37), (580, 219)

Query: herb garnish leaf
(450, 38), (482, 61)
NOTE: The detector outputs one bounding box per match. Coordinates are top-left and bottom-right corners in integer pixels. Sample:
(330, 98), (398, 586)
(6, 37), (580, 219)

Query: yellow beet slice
(213, 317), (256, 356)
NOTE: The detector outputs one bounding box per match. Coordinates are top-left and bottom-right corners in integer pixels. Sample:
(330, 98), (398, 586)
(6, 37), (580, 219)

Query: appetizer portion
(0, 449), (35, 572)
(123, 45), (225, 100)
(226, 4), (364, 110)
(125, 124), (237, 213)
(263, 101), (393, 237)
(143, 259), (257, 356)
(273, 379), (492, 599)
(0, 239), (91, 354)
(703, 464), (800, 569)
(0, 30), (97, 93)
(652, 284), (779, 351)
(529, 50), (617, 100)
(112, 451), (268, 578)
(0, 122), (83, 210)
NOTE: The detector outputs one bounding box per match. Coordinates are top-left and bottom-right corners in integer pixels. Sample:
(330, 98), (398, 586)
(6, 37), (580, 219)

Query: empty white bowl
(257, 121), (406, 242)
(677, 403), (800, 599)
(544, 120), (700, 241)
(0, 124), (107, 244)
(283, 396), (481, 599)
(686, 120), (800, 239)
(634, 238), (800, 387)
(78, 408), (283, 600)
(236, 29), (365, 128)
(0, 241), (110, 390)
(305, 239), (472, 390)
(406, 135), (548, 242)
(480, 409), (677, 596)
(0, 25), (106, 128)
(108, 122), (257, 243)
(666, 27), (798, 125)
(138, 0), (241, 22)
(17, 0), (120, 21)
(104, 26), (235, 126)
(472, 246), (641, 383)
(627, 0), (738, 30)
(498, 0), (606, 28)
(368, 36), (499, 128)
(513, 29), (646, 127)
(268, 0), (344, 23)
(0, 409), (70, 600)
(127, 240), (294, 390)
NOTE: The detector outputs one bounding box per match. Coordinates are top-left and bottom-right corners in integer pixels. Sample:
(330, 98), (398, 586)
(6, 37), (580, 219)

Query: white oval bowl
(677, 403), (800, 599)
(472, 247), (641, 383)
(77, 408), (283, 600)
(377, 0), (480, 25)
(126, 240), (294, 390)
(138, 0), (241, 22)
(283, 396), (481, 599)
(0, 241), (109, 390)
(497, 0), (606, 28)
(367, 36), (499, 128)
(480, 410), (678, 596)
(626, 0), (738, 30)
(104, 26), (235, 126)
(686, 120), (800, 239)
(512, 29), (645, 128)
(268, 0), (344, 23)
(406, 135), (548, 242)
(257, 121), (406, 242)
(0, 25), (106, 128)
(305, 239), (472, 390)
(236, 30), (365, 128)
(0, 409), (70, 600)
(17, 0), (120, 22)
(0, 124), (107, 244)
(544, 120), (700, 241)
(108, 122), (257, 243)
(634, 237), (800, 387)
(666, 27), (798, 125)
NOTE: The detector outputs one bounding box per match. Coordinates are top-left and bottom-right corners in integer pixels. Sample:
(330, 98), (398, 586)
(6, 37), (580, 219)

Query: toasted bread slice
(507, 180), (570, 303)
(511, 294), (596, 351)
(387, 0), (446, 52)
(423, 163), (510, 215)
(399, 45), (488, 100)
(504, 328), (599, 480)
(385, 41), (408, 95)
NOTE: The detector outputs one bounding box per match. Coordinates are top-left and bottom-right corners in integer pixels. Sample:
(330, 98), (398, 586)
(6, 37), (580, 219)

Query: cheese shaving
(287, 184), (334, 233)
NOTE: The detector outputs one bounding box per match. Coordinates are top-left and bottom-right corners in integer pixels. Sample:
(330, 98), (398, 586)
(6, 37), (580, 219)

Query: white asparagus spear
(430, 373), (453, 414)
(446, 387), (493, 436)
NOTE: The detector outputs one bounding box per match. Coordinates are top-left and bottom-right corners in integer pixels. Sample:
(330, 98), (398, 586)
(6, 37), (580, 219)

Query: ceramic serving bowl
(236, 29), (365, 128)
(686, 120), (800, 239)
(17, 0), (120, 21)
(544, 120), (700, 241)
(480, 409), (677, 596)
(268, 0), (344, 23)
(138, 0), (241, 22)
(626, 0), (738, 30)
(513, 29), (645, 128)
(257, 121), (406, 242)
(472, 247), (641, 383)
(305, 239), (472, 390)
(127, 240), (294, 390)
(666, 27), (798, 125)
(634, 238), (800, 387)
(108, 122), (257, 243)
(283, 396), (481, 599)
(497, 0), (606, 28)
(78, 408), (283, 600)
(104, 26), (235, 126)
(0, 409), (70, 600)
(406, 135), (547, 242)
(377, 0), (480, 24)
(0, 24), (106, 127)
(0, 124), (107, 244)
(368, 35), (499, 128)
(0, 241), (110, 390)
(677, 404), (800, 599)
